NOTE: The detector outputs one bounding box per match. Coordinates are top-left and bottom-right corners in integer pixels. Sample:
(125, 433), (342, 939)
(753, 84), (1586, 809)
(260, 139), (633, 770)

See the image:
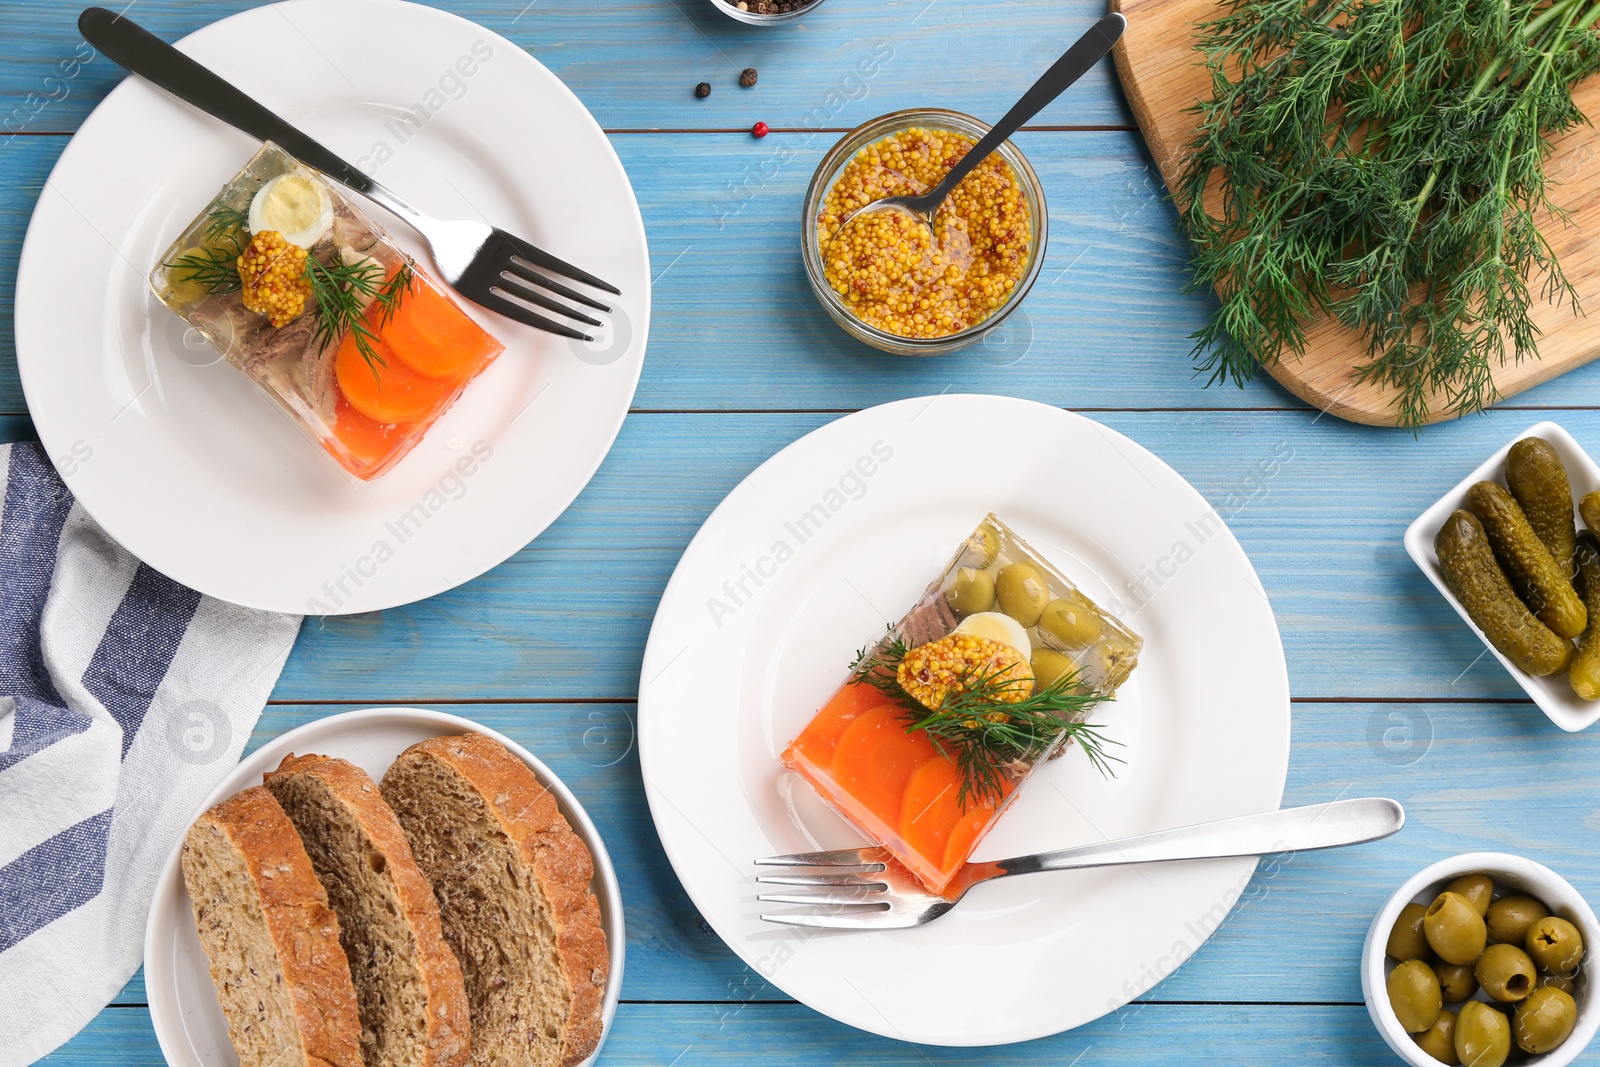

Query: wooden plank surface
(3, 0), (1600, 1064)
(0, 1), (1136, 133)
(1111, 0), (1600, 425)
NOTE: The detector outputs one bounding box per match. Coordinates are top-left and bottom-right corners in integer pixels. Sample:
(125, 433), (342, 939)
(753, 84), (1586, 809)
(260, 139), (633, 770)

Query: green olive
(1454, 1001), (1511, 1067)
(166, 247), (215, 307)
(1434, 961), (1477, 1004)
(1540, 972), (1576, 994)
(1486, 895), (1549, 945)
(944, 566), (995, 618)
(1037, 595), (1102, 650)
(1526, 916), (1585, 976)
(1475, 943), (1537, 1003)
(1446, 874), (1494, 916)
(1031, 649), (1078, 691)
(1388, 903), (1435, 962)
(1425, 892), (1489, 965)
(1388, 959), (1444, 1033)
(1514, 985), (1577, 1054)
(964, 522), (1000, 569)
(1415, 1009), (1459, 1065)
(996, 562), (1050, 627)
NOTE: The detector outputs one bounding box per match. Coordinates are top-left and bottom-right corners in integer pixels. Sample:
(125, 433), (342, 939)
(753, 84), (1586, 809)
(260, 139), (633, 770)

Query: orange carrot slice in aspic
(828, 705), (937, 829)
(941, 807), (998, 875)
(329, 395), (406, 470)
(786, 683), (897, 769)
(899, 756), (968, 870)
(335, 329), (457, 425)
(383, 278), (502, 380)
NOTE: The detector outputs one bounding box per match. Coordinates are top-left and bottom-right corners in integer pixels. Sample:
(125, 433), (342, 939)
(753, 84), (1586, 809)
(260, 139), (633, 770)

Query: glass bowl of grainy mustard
(802, 109), (1047, 355)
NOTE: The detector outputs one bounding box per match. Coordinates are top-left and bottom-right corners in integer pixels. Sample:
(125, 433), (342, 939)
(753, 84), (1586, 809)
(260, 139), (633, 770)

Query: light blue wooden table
(6, 0), (1600, 1062)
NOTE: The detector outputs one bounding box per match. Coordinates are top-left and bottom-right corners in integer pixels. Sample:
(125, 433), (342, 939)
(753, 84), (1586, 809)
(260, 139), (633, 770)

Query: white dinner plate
(637, 395), (1291, 1045)
(144, 707), (625, 1067)
(16, 0), (649, 613)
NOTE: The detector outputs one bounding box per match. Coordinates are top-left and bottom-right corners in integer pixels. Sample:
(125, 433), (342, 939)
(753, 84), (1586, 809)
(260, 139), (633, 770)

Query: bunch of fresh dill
(1179, 0), (1600, 427)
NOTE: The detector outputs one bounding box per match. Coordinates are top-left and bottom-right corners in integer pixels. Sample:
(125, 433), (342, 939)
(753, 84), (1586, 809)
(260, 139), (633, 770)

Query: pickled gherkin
(1435, 511), (1572, 677)
(1571, 533), (1600, 700)
(1506, 438), (1577, 579)
(1465, 481), (1586, 639)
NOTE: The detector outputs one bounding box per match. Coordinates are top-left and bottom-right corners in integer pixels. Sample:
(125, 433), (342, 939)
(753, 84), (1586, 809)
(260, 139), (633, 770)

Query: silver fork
(756, 797), (1404, 930)
(80, 7), (618, 343)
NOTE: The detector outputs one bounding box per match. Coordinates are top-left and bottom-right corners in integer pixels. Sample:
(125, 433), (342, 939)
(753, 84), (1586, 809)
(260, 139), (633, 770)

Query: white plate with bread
(144, 707), (624, 1067)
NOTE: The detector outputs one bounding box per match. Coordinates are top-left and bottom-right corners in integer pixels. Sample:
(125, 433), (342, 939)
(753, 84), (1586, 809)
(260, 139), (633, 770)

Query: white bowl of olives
(1364, 853), (1600, 1066)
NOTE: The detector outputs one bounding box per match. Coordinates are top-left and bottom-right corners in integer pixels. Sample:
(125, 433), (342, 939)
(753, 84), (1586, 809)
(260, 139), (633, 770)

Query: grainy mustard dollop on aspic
(817, 127), (1031, 339)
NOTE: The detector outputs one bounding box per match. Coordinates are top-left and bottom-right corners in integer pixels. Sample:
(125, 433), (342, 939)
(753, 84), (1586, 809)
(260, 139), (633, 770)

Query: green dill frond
(1177, 0), (1600, 428)
(847, 626), (1121, 806)
(306, 256), (415, 371)
(164, 230), (245, 296)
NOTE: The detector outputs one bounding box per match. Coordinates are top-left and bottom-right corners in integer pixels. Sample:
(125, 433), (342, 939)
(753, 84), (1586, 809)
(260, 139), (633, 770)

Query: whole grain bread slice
(379, 733), (608, 1067)
(265, 754), (472, 1067)
(181, 786), (364, 1067)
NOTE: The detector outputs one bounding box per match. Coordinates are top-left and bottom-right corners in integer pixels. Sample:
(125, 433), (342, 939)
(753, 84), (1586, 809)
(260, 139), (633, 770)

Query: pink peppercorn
(752, 121), (769, 138)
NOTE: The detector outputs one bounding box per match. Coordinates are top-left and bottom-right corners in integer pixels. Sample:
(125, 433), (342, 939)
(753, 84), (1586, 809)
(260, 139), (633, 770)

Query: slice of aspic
(782, 513), (1142, 891)
(180, 786), (364, 1067)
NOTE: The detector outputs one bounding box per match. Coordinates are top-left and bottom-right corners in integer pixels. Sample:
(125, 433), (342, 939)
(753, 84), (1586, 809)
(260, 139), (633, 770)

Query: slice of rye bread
(379, 733), (608, 1067)
(265, 754), (472, 1067)
(181, 786), (364, 1067)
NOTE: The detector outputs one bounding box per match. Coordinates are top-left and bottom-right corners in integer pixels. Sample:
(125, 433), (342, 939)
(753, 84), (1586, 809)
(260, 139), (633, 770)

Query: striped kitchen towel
(0, 441), (302, 1065)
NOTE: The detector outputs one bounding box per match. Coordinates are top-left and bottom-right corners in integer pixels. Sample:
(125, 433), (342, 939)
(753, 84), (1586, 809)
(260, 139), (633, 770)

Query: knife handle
(77, 6), (376, 195)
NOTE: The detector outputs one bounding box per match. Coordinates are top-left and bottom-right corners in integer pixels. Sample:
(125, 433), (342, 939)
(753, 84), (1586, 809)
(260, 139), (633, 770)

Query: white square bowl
(1404, 420), (1600, 732)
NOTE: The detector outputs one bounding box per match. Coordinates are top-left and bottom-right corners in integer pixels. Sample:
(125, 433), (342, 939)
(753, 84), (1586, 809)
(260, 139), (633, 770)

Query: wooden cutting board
(1110, 0), (1600, 426)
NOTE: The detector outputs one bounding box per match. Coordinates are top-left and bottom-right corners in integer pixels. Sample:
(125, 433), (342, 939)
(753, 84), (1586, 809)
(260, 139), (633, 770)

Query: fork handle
(79, 7), (392, 205)
(999, 798), (1405, 877)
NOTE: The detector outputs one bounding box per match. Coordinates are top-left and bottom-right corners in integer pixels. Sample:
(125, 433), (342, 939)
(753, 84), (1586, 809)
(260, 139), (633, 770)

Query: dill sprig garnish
(306, 255), (415, 371)
(1178, 0), (1600, 429)
(849, 628), (1122, 805)
(203, 203), (249, 242)
(164, 203), (417, 370)
(166, 229), (245, 296)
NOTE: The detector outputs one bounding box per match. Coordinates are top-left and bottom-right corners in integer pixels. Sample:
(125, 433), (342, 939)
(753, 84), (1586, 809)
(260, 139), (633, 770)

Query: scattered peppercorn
(695, 81), (711, 99)
(740, 67), (758, 88)
(752, 121), (769, 138)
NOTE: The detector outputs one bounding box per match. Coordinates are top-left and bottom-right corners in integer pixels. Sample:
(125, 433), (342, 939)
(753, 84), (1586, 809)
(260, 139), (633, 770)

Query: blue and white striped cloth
(0, 442), (302, 1065)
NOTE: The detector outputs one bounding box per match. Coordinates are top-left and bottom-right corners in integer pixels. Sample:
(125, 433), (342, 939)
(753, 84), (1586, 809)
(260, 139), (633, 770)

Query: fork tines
(464, 231), (618, 343)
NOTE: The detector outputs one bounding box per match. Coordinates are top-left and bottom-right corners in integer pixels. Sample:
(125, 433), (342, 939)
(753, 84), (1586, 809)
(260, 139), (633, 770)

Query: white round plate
(16, 0), (648, 614)
(637, 395), (1290, 1046)
(145, 707), (625, 1067)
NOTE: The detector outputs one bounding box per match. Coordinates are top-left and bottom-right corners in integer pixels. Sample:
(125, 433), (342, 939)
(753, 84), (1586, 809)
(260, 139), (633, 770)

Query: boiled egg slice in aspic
(953, 611), (1031, 660)
(248, 173), (333, 249)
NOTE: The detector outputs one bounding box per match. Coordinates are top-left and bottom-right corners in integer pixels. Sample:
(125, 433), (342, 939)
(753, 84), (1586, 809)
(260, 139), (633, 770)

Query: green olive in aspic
(1475, 943), (1536, 1003)
(1038, 595), (1102, 649)
(944, 566), (996, 618)
(1454, 1001), (1511, 1067)
(996, 562), (1050, 627)
(1425, 891), (1488, 965)
(1388, 959), (1444, 1033)
(964, 521), (1000, 569)
(1031, 649), (1078, 692)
